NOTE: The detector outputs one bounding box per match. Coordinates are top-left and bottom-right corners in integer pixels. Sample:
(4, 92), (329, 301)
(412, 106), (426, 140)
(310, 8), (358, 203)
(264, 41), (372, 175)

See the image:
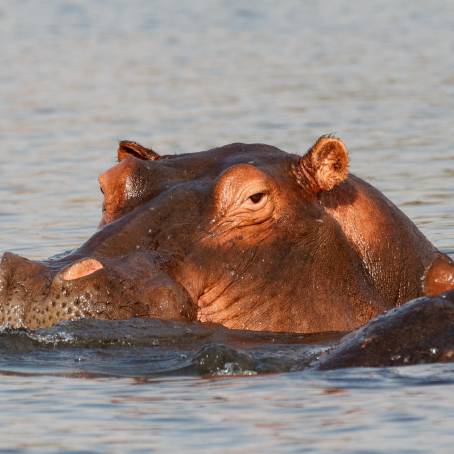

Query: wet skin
(318, 289), (454, 369)
(1, 136), (453, 335)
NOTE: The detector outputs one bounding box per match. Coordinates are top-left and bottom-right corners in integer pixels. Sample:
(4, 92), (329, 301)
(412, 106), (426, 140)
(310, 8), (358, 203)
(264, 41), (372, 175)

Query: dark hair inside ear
(117, 140), (160, 162)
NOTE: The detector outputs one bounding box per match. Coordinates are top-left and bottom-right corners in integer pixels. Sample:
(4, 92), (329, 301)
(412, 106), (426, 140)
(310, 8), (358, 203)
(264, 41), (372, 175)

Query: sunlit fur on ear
(117, 140), (160, 162)
(297, 134), (349, 193)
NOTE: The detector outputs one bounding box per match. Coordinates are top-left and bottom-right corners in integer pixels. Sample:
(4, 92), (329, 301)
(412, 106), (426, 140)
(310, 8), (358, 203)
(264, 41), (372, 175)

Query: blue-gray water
(1, 1), (454, 452)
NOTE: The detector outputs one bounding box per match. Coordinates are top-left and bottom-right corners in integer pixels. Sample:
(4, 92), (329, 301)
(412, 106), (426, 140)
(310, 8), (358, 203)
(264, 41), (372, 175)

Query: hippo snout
(0, 252), (116, 328)
(0, 249), (196, 329)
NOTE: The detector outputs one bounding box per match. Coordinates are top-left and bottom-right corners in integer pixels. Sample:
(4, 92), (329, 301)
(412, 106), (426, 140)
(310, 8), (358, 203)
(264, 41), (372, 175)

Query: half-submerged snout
(0, 249), (196, 329)
(0, 252), (106, 328)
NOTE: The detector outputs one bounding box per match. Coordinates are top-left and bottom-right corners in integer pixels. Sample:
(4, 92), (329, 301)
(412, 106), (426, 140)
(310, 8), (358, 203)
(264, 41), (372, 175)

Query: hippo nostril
(61, 258), (104, 281)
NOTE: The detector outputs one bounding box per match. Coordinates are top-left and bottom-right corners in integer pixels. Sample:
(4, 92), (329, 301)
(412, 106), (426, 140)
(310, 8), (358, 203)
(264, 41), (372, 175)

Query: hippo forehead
(99, 143), (298, 226)
(154, 143), (294, 177)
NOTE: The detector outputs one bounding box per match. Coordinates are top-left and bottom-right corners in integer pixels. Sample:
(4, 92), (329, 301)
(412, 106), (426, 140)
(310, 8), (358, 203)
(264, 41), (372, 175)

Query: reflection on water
(1, 0), (454, 452)
(1, 363), (454, 453)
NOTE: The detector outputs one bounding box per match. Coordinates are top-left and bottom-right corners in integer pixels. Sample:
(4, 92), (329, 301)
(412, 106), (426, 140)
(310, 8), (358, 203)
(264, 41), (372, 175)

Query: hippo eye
(249, 192), (266, 204)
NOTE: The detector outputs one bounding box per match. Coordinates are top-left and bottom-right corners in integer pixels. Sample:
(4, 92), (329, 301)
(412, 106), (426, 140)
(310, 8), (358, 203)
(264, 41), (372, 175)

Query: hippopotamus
(1, 135), (453, 335)
(318, 289), (454, 369)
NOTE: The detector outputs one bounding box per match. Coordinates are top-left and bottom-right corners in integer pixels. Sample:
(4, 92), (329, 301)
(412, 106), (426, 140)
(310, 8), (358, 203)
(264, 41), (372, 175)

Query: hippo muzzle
(0, 250), (195, 329)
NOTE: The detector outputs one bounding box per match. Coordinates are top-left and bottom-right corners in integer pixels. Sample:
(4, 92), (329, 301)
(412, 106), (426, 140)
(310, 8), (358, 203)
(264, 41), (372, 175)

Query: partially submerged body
(318, 289), (454, 369)
(1, 136), (453, 336)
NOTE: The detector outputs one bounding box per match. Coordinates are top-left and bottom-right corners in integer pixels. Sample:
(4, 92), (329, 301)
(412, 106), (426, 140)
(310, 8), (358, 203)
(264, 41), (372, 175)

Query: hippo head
(1, 136), (452, 332)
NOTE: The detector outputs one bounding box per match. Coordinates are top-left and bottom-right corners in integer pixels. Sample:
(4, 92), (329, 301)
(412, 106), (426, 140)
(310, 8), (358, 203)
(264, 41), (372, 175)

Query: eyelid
(249, 192), (265, 203)
(243, 191), (269, 209)
(248, 190), (269, 200)
(240, 185), (269, 201)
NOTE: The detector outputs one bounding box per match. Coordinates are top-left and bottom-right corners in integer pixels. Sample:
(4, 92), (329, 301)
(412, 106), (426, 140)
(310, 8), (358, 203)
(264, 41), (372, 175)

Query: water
(1, 0), (454, 452)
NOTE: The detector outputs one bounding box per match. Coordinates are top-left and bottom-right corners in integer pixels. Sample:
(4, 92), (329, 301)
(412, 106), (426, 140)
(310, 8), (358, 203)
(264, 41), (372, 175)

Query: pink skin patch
(61, 258), (104, 281)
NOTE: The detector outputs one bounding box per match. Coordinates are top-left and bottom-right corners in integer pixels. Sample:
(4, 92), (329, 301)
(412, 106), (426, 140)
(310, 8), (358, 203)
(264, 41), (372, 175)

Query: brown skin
(317, 290), (454, 370)
(0, 136), (453, 332)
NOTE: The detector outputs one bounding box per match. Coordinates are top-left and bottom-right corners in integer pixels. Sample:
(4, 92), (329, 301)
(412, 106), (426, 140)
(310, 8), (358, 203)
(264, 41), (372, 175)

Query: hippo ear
(423, 254), (454, 296)
(297, 135), (349, 193)
(117, 140), (160, 162)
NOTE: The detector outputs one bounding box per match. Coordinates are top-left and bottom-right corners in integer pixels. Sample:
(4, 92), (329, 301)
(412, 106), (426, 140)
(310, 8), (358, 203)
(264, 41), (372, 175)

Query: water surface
(1, 1), (454, 452)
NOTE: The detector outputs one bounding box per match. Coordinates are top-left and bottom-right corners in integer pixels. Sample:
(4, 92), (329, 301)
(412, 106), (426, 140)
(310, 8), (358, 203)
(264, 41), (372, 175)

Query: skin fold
(1, 136), (453, 334)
